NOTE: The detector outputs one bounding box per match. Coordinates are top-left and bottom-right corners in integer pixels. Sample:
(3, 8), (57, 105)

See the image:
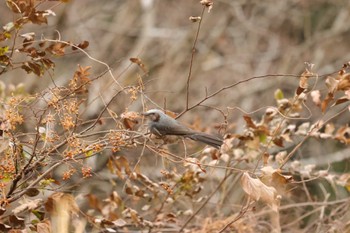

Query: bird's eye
(150, 113), (160, 121)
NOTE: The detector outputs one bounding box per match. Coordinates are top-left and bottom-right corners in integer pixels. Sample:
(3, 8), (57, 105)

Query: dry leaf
(271, 171), (293, 186)
(334, 125), (350, 144)
(311, 90), (321, 106)
(121, 111), (141, 130)
(12, 199), (42, 215)
(320, 123), (335, 139)
(300, 164), (316, 178)
(189, 16), (201, 22)
(295, 122), (310, 135)
(321, 93), (334, 112)
(113, 219), (127, 227)
(325, 76), (338, 94)
(36, 219), (51, 233)
(243, 115), (257, 129)
(241, 172), (280, 212)
(130, 57), (148, 74)
(275, 151), (287, 164)
(337, 73), (350, 90)
(296, 70), (312, 95)
(184, 157), (206, 173)
(45, 192), (79, 215)
(273, 137), (284, 147)
(200, 0), (213, 12)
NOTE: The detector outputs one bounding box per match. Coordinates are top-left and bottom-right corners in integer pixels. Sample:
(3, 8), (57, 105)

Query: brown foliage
(0, 1), (349, 233)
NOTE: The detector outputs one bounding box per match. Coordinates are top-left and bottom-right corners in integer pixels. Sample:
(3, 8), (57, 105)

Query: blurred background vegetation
(2, 0), (350, 119)
(1, 0), (350, 232)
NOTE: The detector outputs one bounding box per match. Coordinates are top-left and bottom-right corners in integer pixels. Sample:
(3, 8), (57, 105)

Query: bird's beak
(141, 112), (151, 117)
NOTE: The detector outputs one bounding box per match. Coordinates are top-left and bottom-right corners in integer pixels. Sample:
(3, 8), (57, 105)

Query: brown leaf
(45, 192), (79, 215)
(130, 57), (148, 74)
(296, 86), (305, 95)
(332, 97), (349, 107)
(241, 172), (280, 211)
(296, 70), (312, 95)
(243, 115), (257, 129)
(125, 186), (133, 195)
(271, 171), (293, 185)
(121, 111), (141, 130)
(36, 219), (51, 233)
(41, 58), (55, 69)
(86, 194), (102, 212)
(70, 65), (91, 94)
(25, 187), (40, 197)
(20, 32), (35, 48)
(46, 42), (67, 56)
(135, 189), (145, 198)
(0, 207), (5, 216)
(263, 152), (269, 165)
(200, 0), (213, 12)
(299, 72), (310, 89)
(28, 10), (48, 25)
(334, 125), (350, 144)
(273, 137), (284, 147)
(137, 173), (159, 188)
(72, 40), (89, 50)
(112, 156), (132, 177)
(6, 0), (33, 13)
(338, 73), (350, 91)
(9, 215), (25, 228)
(325, 76), (338, 94)
(28, 62), (42, 76)
(0, 223), (11, 231)
(321, 93), (333, 113)
(260, 166), (293, 196)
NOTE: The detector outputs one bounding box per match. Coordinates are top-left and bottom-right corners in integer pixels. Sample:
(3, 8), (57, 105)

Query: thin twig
(178, 173), (231, 232)
(185, 6), (206, 111)
(279, 105), (349, 169)
(177, 73), (304, 119)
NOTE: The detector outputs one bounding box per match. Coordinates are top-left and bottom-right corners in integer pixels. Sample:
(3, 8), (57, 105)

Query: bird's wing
(150, 117), (193, 136)
(156, 122), (193, 136)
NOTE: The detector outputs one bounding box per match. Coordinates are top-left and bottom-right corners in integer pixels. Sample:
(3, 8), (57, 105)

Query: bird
(142, 109), (223, 148)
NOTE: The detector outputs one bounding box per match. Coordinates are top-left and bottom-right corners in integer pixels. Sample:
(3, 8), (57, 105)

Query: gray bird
(142, 109), (223, 148)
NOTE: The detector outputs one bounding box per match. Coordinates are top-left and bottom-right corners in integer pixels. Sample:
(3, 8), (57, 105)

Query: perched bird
(142, 109), (223, 148)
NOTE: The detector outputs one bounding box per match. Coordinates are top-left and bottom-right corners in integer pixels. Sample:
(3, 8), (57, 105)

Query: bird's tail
(188, 133), (223, 149)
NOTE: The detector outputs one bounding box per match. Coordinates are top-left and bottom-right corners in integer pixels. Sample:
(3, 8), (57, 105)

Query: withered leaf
(36, 219), (51, 233)
(310, 90), (321, 106)
(130, 57), (148, 74)
(273, 137), (284, 147)
(121, 111), (140, 130)
(338, 73), (350, 91)
(241, 172), (280, 212)
(332, 97), (349, 107)
(72, 40), (89, 50)
(243, 115), (257, 129)
(325, 76), (338, 94)
(321, 93), (334, 113)
(25, 187), (40, 197)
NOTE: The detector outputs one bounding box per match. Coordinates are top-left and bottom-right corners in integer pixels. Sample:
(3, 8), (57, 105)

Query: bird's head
(142, 109), (163, 122)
